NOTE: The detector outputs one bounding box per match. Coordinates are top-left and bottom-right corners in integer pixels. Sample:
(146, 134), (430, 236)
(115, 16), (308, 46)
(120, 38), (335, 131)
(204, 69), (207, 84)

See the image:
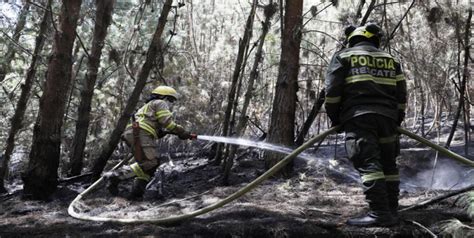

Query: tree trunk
(295, 89), (325, 146)
(356, 0), (366, 18)
(213, 0), (257, 165)
(222, 2), (277, 184)
(0, 2), (30, 83)
(90, 0), (173, 180)
(445, 9), (472, 149)
(463, 102), (469, 155)
(360, 0), (376, 26)
(420, 80), (426, 136)
(0, 0), (51, 194)
(264, 0), (303, 175)
(22, 0), (82, 200)
(68, 0), (115, 176)
(235, 3), (277, 137)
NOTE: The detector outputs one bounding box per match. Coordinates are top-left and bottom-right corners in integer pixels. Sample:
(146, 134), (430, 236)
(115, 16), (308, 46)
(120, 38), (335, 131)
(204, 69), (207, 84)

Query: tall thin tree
(0, 0), (51, 194)
(295, 89), (326, 146)
(68, 0), (115, 176)
(213, 0), (257, 166)
(90, 0), (173, 179)
(445, 8), (472, 149)
(0, 2), (30, 83)
(264, 0), (303, 175)
(222, 2), (278, 184)
(22, 0), (83, 200)
(235, 3), (277, 137)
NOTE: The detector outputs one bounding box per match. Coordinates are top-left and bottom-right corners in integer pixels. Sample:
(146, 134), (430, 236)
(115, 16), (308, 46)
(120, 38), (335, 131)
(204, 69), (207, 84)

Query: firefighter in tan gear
(325, 23), (407, 226)
(106, 86), (195, 199)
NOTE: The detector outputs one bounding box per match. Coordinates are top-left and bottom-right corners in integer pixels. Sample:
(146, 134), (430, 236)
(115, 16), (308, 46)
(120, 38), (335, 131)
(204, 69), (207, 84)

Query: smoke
(406, 157), (474, 190)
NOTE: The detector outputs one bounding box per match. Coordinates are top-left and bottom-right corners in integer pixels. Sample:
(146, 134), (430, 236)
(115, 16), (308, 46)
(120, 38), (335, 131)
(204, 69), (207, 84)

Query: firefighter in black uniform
(324, 23), (407, 226)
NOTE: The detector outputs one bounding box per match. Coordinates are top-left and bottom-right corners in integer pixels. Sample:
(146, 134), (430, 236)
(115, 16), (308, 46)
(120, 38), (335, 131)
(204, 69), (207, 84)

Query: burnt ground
(1, 135), (473, 237)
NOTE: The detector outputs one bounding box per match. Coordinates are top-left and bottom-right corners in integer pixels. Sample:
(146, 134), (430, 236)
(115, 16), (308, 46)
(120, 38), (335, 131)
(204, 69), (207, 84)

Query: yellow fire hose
(68, 126), (339, 224)
(68, 126), (474, 224)
(397, 127), (474, 167)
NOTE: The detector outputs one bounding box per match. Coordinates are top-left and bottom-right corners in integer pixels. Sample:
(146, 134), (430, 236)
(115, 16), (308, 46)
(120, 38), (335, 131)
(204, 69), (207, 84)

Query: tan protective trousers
(122, 127), (160, 175)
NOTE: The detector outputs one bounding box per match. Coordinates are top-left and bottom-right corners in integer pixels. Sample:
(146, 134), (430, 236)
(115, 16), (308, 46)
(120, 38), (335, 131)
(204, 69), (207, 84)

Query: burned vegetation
(0, 0), (473, 237)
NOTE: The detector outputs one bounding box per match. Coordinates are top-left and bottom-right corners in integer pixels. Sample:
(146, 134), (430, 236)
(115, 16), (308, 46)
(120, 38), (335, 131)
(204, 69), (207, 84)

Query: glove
(178, 131), (192, 140)
(157, 129), (167, 138)
(174, 125), (192, 140)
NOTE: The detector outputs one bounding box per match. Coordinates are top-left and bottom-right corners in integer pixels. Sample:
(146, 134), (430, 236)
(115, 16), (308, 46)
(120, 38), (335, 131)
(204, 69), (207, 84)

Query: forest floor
(1, 130), (473, 237)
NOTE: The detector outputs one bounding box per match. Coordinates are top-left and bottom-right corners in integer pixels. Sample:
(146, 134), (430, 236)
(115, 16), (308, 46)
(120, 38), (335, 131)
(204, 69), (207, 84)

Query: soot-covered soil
(1, 137), (473, 237)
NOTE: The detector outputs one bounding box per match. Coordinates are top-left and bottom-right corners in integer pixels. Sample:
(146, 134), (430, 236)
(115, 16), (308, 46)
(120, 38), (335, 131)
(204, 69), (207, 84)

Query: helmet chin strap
(160, 95), (175, 103)
(166, 96), (176, 103)
(146, 94), (176, 103)
(146, 94), (163, 103)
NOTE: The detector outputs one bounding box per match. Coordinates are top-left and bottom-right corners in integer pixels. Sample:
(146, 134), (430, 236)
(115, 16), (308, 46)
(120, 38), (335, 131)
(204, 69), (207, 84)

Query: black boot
(347, 211), (396, 226)
(0, 186), (7, 195)
(347, 179), (397, 227)
(386, 180), (400, 219)
(128, 178), (148, 200)
(104, 172), (120, 196)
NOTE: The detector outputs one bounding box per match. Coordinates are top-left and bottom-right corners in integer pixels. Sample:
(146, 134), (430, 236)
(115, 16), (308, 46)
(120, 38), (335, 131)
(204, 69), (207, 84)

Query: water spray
(196, 135), (314, 160)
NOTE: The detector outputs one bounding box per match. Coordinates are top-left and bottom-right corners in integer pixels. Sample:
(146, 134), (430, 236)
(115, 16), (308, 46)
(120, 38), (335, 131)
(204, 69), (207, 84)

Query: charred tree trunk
(0, 0), (51, 194)
(22, 0), (82, 200)
(295, 89), (325, 146)
(356, 0), (366, 18)
(360, 0), (376, 26)
(0, 2), (30, 83)
(463, 102), (469, 155)
(420, 80), (426, 136)
(213, 0), (257, 165)
(68, 0), (115, 176)
(222, 2), (277, 184)
(445, 9), (472, 149)
(264, 0), (303, 175)
(235, 3), (277, 137)
(90, 0), (173, 180)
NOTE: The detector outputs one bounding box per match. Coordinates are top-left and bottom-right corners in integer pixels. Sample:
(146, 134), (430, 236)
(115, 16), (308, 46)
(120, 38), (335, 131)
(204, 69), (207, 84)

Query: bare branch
(383, 0), (416, 49)
(407, 220), (437, 238)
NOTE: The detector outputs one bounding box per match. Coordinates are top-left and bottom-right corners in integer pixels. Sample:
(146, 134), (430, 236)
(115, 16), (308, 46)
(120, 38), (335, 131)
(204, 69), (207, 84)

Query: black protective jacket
(324, 41), (407, 125)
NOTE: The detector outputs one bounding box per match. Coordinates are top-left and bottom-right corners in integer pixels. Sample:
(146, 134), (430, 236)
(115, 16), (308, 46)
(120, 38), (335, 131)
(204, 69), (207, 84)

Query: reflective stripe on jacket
(130, 99), (178, 138)
(324, 42), (407, 124)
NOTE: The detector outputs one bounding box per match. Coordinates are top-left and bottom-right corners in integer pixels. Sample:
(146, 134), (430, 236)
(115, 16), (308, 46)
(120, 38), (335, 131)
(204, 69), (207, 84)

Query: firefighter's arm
(156, 111), (191, 139)
(395, 63), (407, 125)
(170, 124), (194, 140)
(153, 101), (193, 140)
(324, 53), (346, 126)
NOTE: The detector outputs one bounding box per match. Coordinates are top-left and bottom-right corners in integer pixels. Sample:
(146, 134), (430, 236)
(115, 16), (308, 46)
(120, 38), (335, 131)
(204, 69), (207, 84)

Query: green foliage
(437, 219), (474, 238)
(456, 191), (474, 219)
(0, 1), (471, 177)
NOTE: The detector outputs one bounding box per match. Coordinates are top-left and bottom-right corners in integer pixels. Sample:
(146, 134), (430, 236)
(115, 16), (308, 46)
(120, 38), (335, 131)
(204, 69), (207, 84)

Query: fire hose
(397, 127), (474, 167)
(68, 126), (474, 224)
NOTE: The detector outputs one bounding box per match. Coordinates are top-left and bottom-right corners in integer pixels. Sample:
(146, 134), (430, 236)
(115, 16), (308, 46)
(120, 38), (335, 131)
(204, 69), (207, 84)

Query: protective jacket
(121, 99), (184, 181)
(129, 99), (183, 138)
(324, 42), (407, 124)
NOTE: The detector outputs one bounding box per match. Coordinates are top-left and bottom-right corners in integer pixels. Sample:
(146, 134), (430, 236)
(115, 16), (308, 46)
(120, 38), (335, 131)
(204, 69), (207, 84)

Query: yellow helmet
(348, 26), (374, 41)
(346, 23), (383, 47)
(151, 86), (179, 100)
